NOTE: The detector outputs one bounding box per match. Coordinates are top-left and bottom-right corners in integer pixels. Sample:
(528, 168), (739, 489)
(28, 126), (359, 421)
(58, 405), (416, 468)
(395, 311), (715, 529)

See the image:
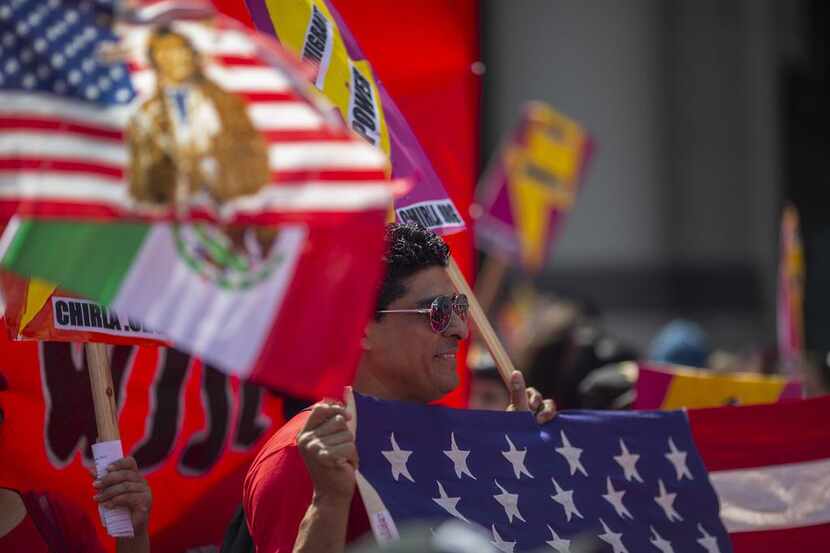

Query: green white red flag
(0, 1), (395, 399)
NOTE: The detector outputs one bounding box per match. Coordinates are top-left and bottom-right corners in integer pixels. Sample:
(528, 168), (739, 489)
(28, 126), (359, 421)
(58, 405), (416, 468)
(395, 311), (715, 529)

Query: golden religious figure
(126, 27), (270, 210)
(127, 27), (277, 274)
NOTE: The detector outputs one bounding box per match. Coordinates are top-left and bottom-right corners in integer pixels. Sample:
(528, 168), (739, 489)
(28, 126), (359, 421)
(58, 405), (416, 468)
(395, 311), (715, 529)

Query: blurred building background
(480, 0), (826, 356)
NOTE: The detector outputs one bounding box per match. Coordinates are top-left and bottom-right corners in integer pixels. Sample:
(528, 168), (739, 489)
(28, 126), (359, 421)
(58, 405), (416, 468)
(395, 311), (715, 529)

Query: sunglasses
(377, 294), (469, 334)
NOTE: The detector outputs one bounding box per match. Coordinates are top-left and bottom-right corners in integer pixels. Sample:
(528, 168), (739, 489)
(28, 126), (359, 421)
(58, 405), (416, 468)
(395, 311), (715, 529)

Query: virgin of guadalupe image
(126, 26), (276, 271)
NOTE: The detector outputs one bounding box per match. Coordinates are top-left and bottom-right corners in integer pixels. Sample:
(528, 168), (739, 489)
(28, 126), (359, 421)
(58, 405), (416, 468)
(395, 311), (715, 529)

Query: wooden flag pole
(85, 343), (120, 442)
(446, 257), (516, 387)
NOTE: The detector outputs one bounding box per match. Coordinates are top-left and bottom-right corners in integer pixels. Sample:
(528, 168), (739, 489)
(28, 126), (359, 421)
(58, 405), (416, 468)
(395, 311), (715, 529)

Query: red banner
(0, 318), (284, 552)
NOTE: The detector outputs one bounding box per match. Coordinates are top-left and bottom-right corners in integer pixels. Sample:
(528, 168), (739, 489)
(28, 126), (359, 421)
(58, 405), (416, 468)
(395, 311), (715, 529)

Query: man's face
(152, 35), (198, 85)
(363, 266), (468, 403)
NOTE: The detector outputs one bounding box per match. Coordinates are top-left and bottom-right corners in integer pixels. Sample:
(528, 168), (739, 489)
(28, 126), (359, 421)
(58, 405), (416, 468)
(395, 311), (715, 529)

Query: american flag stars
(432, 481), (470, 524)
(493, 479), (526, 523)
(545, 525), (571, 553)
(665, 437), (694, 481)
(614, 439), (644, 483)
(368, 427), (723, 550)
(697, 524), (723, 553)
(502, 435), (533, 479)
(357, 394), (732, 552)
(381, 433), (415, 483)
(0, 0), (135, 105)
(650, 525), (676, 553)
(444, 432), (476, 480)
(555, 431), (588, 477)
(550, 478), (583, 522)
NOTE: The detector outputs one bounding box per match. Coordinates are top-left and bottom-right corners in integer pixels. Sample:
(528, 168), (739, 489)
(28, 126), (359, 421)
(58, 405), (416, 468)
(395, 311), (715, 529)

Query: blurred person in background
(647, 319), (712, 369)
(521, 299), (638, 410)
(467, 345), (511, 411)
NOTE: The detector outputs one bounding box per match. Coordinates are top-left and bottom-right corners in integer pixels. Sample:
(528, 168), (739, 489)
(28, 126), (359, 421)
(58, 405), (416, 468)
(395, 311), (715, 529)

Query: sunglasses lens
(454, 294), (469, 321)
(430, 296), (453, 333)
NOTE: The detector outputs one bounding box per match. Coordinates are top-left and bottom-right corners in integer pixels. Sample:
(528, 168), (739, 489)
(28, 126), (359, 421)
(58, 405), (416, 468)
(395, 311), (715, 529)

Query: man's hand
(507, 370), (557, 424)
(93, 456), (152, 533)
(296, 402), (358, 503)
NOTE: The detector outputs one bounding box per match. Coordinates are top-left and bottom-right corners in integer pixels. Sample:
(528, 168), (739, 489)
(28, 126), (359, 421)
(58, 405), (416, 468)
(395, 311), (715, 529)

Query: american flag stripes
(0, 0), (390, 224)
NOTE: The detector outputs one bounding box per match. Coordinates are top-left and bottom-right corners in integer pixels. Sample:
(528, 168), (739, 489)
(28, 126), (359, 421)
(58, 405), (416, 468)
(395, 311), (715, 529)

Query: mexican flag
(0, 2), (395, 399)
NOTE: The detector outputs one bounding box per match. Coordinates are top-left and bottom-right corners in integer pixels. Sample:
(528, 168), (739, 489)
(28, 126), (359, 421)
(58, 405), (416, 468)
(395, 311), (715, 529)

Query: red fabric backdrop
(213, 0), (481, 406)
(332, 0), (480, 406)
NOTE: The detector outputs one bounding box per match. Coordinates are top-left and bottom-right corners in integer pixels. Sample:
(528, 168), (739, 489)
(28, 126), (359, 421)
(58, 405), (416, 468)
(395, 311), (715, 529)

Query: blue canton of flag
(0, 0), (134, 105)
(353, 392), (733, 553)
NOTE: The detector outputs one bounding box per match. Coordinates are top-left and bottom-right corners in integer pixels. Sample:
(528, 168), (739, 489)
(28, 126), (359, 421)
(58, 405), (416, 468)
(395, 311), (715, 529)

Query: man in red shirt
(243, 223), (556, 553)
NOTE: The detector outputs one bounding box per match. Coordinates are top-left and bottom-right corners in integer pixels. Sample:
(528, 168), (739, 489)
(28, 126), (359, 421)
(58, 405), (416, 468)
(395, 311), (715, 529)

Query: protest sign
(476, 102), (592, 274)
(635, 363), (802, 410)
(241, 0), (466, 234)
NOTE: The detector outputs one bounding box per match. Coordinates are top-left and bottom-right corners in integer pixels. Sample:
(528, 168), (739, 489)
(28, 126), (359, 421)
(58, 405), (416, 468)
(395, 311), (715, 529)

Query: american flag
(352, 392), (733, 553)
(0, 0), (389, 224)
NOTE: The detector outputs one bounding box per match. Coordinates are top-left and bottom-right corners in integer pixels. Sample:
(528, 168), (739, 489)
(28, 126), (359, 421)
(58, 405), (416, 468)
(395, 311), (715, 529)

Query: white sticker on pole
(92, 440), (135, 538)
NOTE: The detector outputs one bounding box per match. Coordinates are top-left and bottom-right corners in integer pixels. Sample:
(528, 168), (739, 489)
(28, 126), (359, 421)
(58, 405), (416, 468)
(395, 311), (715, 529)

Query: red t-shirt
(243, 409), (371, 553)
(1, 512), (50, 553)
(0, 490), (106, 553)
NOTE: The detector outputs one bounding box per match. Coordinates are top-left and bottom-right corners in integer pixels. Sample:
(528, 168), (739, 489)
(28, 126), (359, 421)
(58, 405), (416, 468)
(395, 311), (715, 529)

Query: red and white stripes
(0, 20), (391, 223)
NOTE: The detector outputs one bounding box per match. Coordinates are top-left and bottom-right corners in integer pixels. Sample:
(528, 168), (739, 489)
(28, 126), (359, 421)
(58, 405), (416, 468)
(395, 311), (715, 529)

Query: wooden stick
(446, 257), (516, 387)
(85, 343), (120, 442)
(474, 252), (509, 316)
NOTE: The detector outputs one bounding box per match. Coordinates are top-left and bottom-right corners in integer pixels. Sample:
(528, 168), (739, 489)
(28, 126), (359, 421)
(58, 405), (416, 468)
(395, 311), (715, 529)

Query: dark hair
(147, 26), (200, 70)
(374, 223), (450, 318)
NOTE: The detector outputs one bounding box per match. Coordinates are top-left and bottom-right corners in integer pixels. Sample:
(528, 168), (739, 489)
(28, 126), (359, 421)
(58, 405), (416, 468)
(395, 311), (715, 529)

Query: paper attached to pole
(92, 440), (135, 538)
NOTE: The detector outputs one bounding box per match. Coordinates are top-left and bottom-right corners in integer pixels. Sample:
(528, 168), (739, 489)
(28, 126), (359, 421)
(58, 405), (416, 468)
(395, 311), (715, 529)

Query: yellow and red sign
(777, 204), (805, 373)
(635, 363), (802, 410)
(476, 102), (592, 273)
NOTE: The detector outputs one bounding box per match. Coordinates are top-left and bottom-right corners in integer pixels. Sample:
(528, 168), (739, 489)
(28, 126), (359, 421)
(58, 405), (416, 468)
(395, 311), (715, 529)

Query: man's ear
(361, 320), (377, 351)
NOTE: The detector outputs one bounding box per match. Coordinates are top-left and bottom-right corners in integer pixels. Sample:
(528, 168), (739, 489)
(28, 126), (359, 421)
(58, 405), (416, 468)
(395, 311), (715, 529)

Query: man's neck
(352, 359), (408, 402)
(352, 363), (393, 401)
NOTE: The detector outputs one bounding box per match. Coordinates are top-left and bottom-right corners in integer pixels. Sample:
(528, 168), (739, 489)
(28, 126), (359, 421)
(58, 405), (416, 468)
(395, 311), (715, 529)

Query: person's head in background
(467, 345), (510, 411)
(801, 350), (830, 397)
(648, 319), (712, 369)
(525, 321), (639, 410)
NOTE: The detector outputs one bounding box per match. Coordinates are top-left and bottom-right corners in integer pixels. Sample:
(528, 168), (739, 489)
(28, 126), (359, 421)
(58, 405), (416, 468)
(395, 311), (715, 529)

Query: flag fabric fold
(689, 395), (830, 552)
